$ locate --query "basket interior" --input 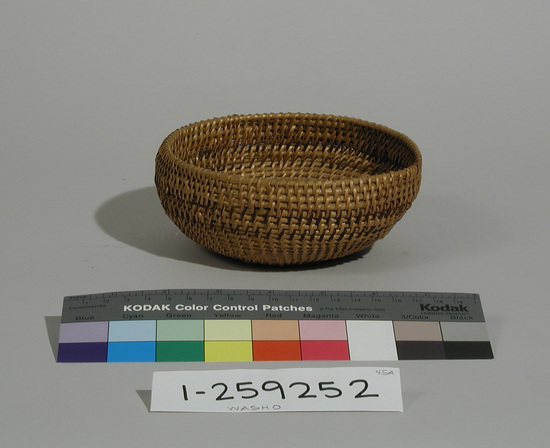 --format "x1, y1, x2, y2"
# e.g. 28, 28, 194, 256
168, 116, 418, 181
